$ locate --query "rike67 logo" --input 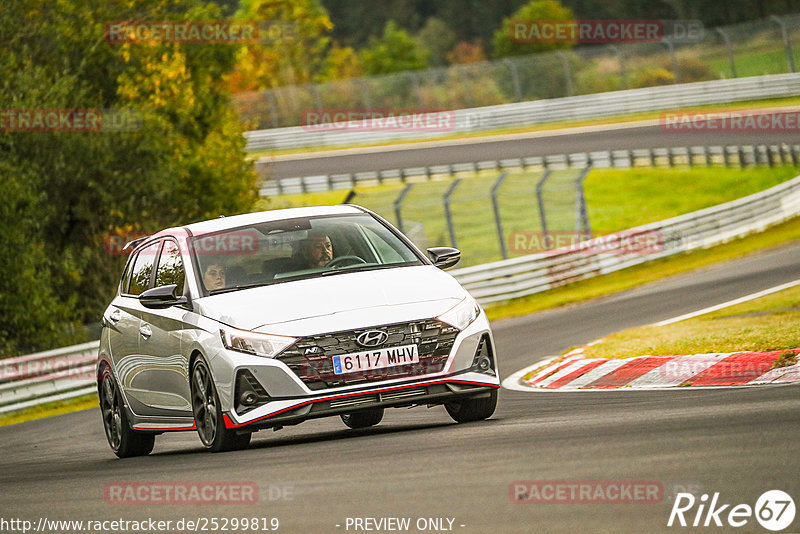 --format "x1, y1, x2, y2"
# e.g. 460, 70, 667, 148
668, 490, 795, 531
